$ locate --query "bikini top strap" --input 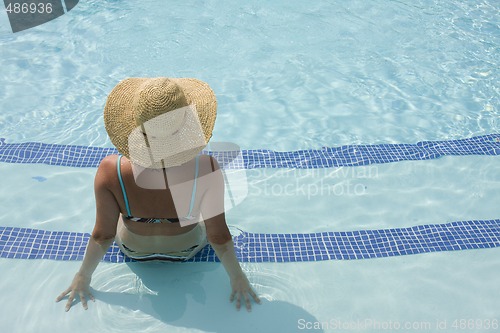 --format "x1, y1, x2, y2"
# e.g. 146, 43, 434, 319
116, 155, 132, 216
186, 155, 200, 218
